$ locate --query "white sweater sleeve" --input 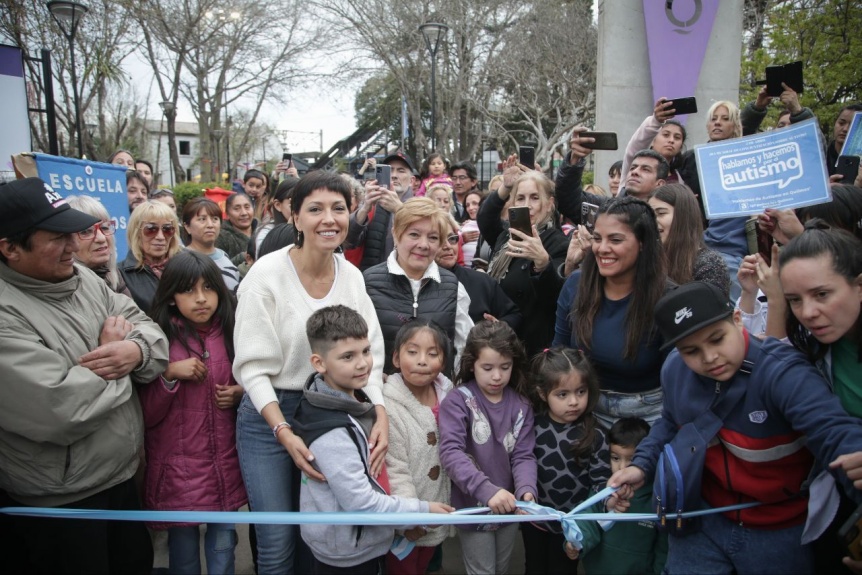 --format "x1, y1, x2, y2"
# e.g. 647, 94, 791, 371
233, 270, 291, 412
